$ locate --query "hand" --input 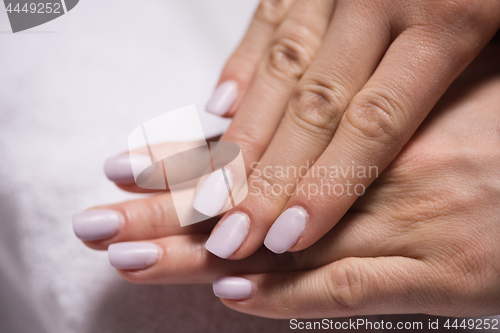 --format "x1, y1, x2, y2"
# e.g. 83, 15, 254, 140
74, 46, 500, 317
216, 62, 500, 318
193, 0, 500, 259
